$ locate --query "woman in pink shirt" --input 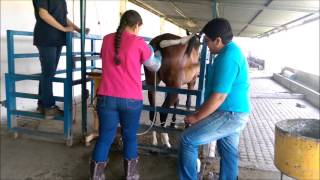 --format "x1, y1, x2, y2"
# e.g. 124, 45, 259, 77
90, 10, 161, 180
